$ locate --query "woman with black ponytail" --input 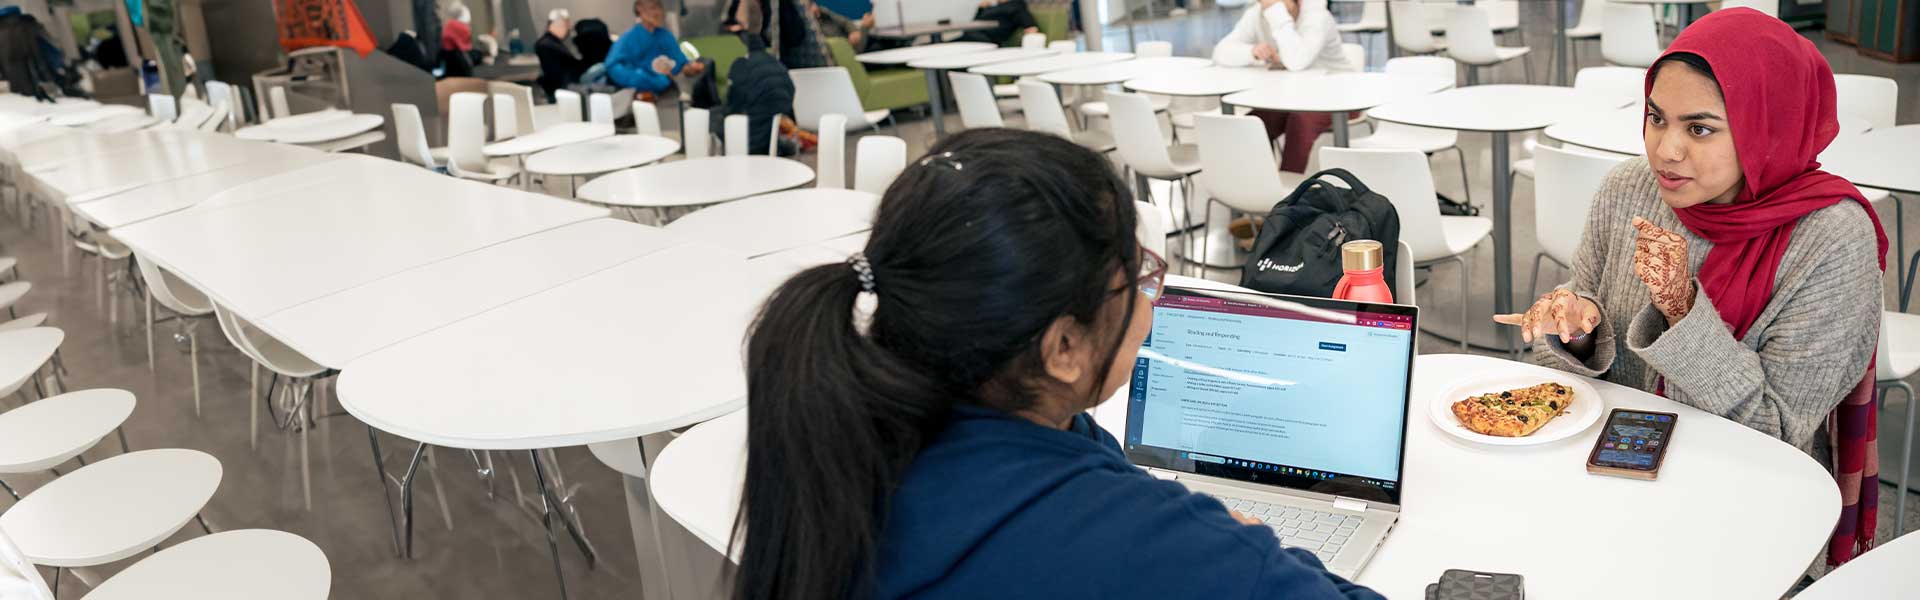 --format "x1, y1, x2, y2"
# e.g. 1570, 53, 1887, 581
735, 128, 1382, 599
